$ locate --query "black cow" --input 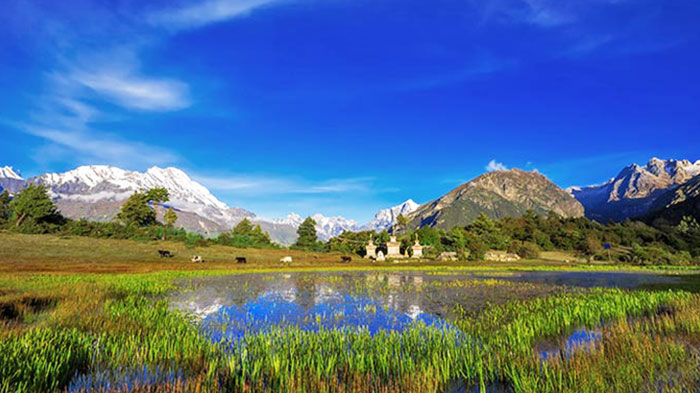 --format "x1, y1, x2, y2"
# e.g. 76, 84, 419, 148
158, 250, 174, 258
236, 257, 247, 264
341, 256, 352, 263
